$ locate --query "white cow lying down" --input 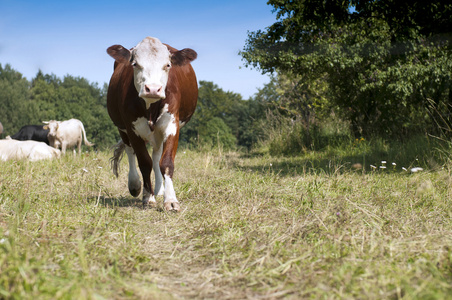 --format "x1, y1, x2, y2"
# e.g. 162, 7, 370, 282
0, 139, 61, 161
